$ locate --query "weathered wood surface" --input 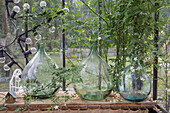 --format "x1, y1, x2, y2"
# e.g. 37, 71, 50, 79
0, 91, 157, 112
